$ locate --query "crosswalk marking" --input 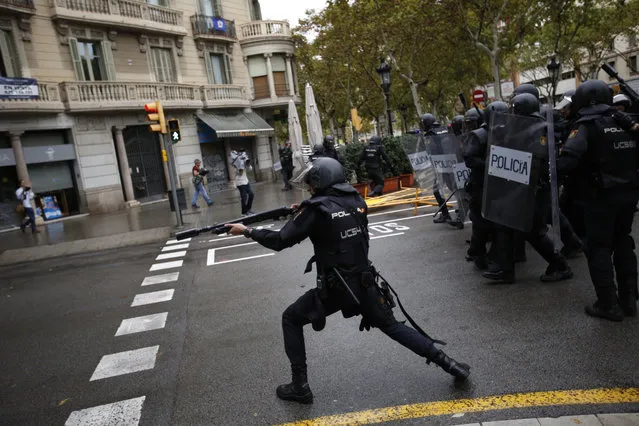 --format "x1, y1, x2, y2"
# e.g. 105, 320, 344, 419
141, 272, 179, 286
149, 260, 183, 271
161, 243, 189, 252
166, 238, 190, 244
65, 396, 145, 425
155, 251, 186, 261
115, 312, 168, 336
90, 346, 159, 381
131, 289, 174, 307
